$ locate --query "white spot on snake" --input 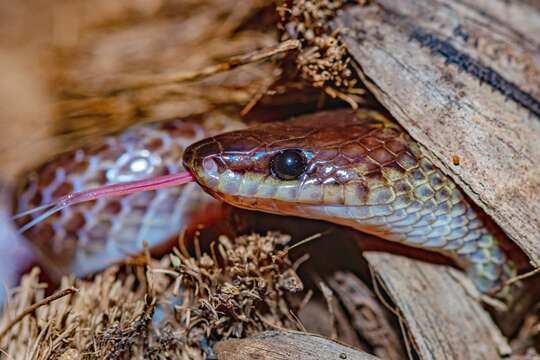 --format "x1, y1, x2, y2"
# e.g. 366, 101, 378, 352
107, 149, 162, 183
